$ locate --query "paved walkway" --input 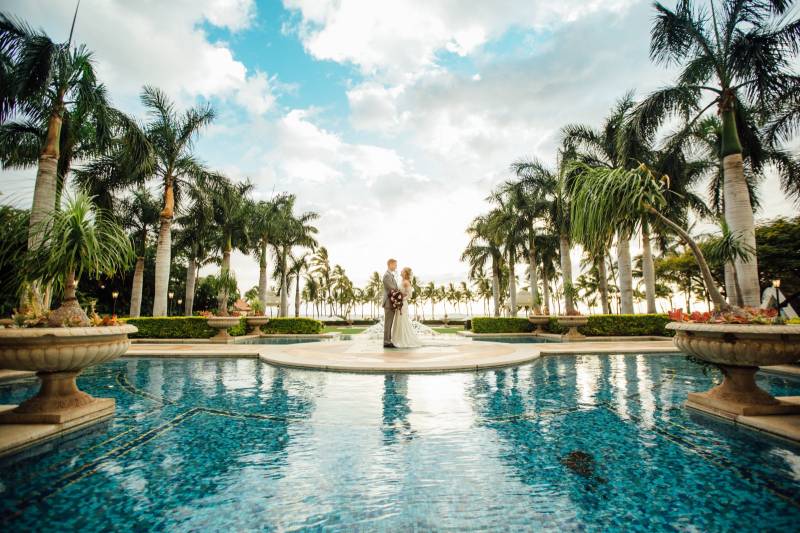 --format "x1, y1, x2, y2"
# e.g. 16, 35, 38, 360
127, 337, 679, 373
